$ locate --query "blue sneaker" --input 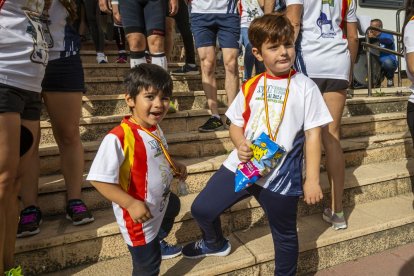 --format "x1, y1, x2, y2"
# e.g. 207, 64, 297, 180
182, 239, 231, 259
160, 240, 182, 260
